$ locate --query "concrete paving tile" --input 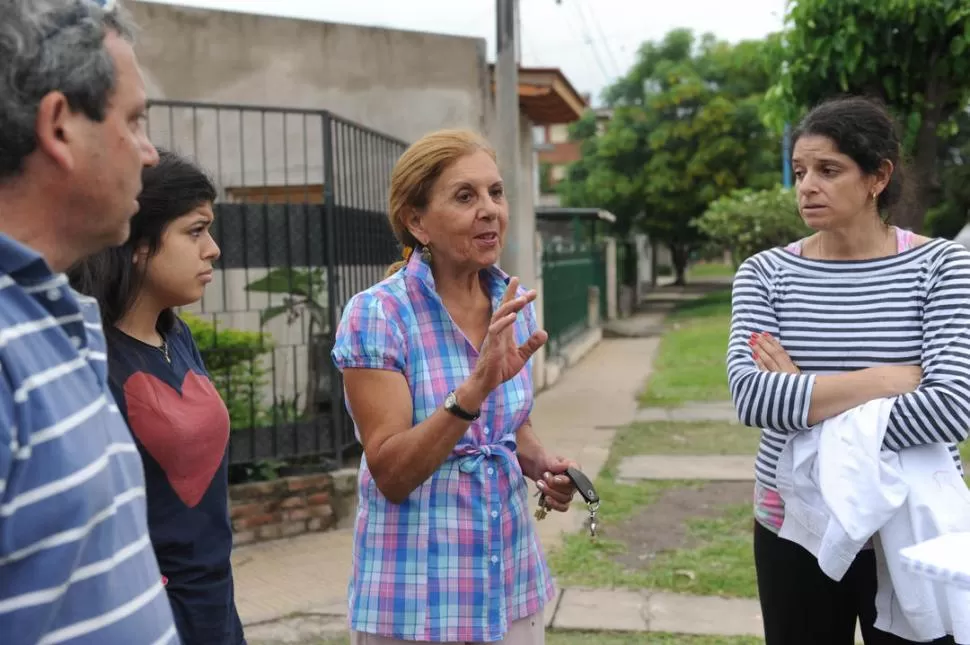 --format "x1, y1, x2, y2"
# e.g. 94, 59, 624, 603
635, 403, 739, 424
617, 454, 755, 482
543, 587, 562, 629
668, 405, 739, 423
552, 588, 649, 632
646, 592, 762, 636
